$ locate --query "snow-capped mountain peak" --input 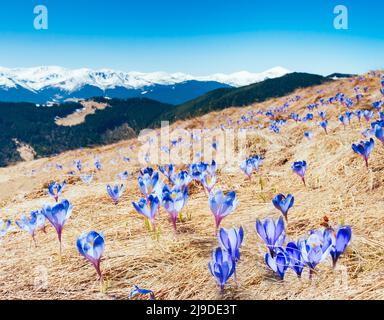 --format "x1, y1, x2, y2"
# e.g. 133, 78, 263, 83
0, 66, 290, 92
